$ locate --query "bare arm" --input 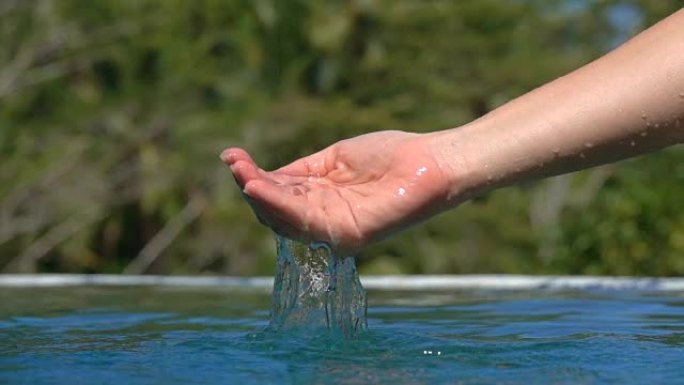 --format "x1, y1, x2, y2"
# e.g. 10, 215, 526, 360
431, 8, 684, 206
223, 9, 684, 254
